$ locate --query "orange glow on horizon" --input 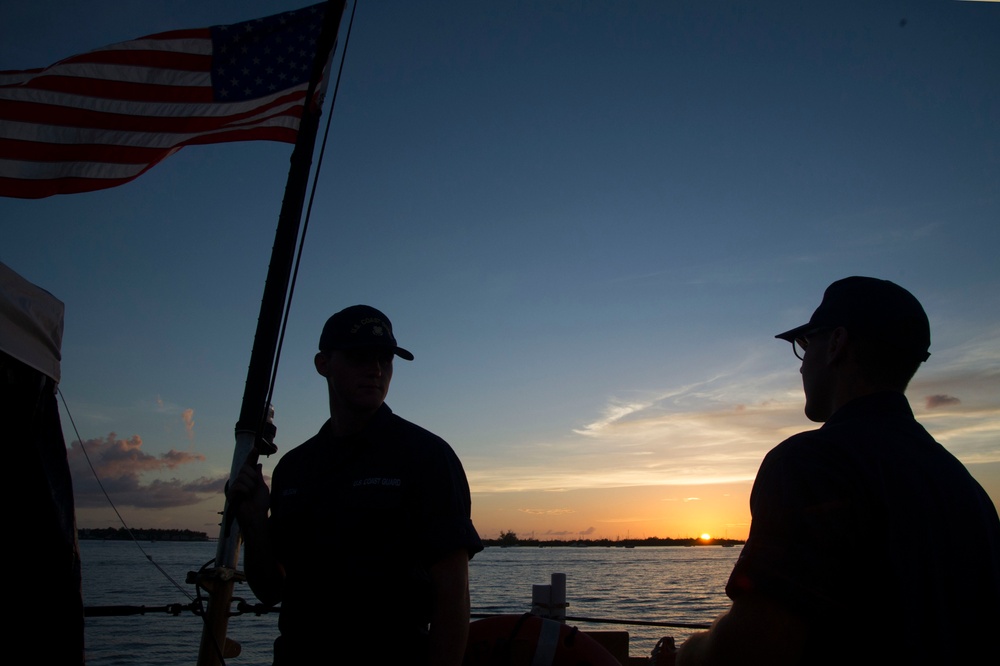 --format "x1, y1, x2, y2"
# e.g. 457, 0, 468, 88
469, 482, 753, 542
